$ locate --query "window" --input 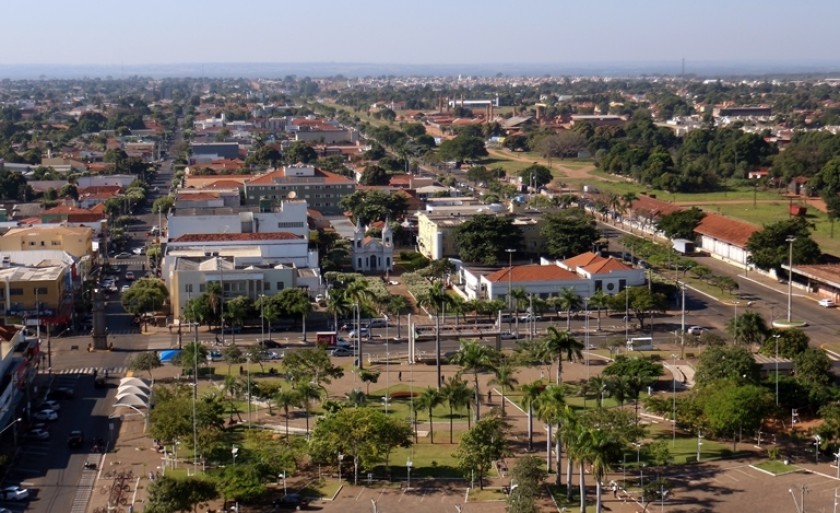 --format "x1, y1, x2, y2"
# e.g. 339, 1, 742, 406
185, 284, 193, 293
594, 280, 603, 291
619, 279, 627, 291
264, 282, 270, 291
276, 282, 284, 291
9, 288, 23, 296
51, 241, 60, 246
40, 241, 45, 246
199, 284, 206, 293
34, 287, 48, 295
